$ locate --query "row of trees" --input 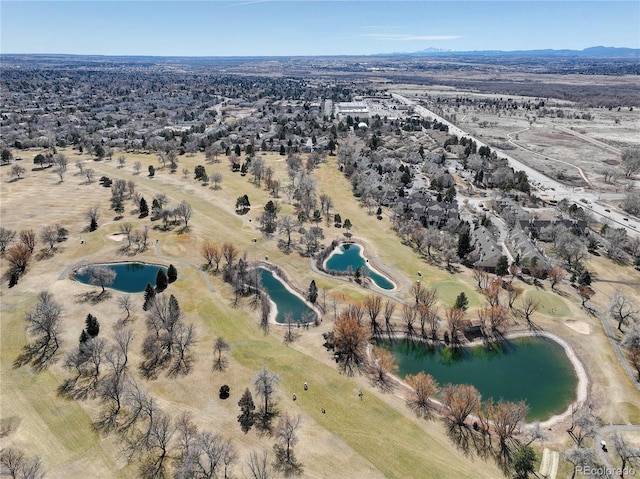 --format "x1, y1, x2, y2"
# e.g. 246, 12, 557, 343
327, 296, 537, 474
1, 225, 69, 286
